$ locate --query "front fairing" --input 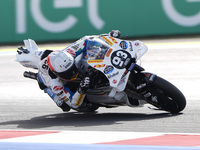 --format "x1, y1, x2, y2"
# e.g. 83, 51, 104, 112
83, 36, 148, 91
